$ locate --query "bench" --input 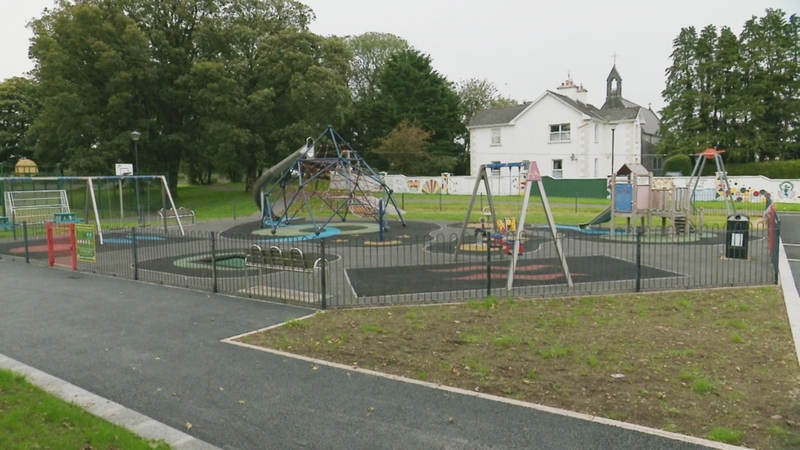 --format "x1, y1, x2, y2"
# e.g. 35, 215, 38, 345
52, 212, 82, 224
158, 207, 195, 224
245, 245, 324, 273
